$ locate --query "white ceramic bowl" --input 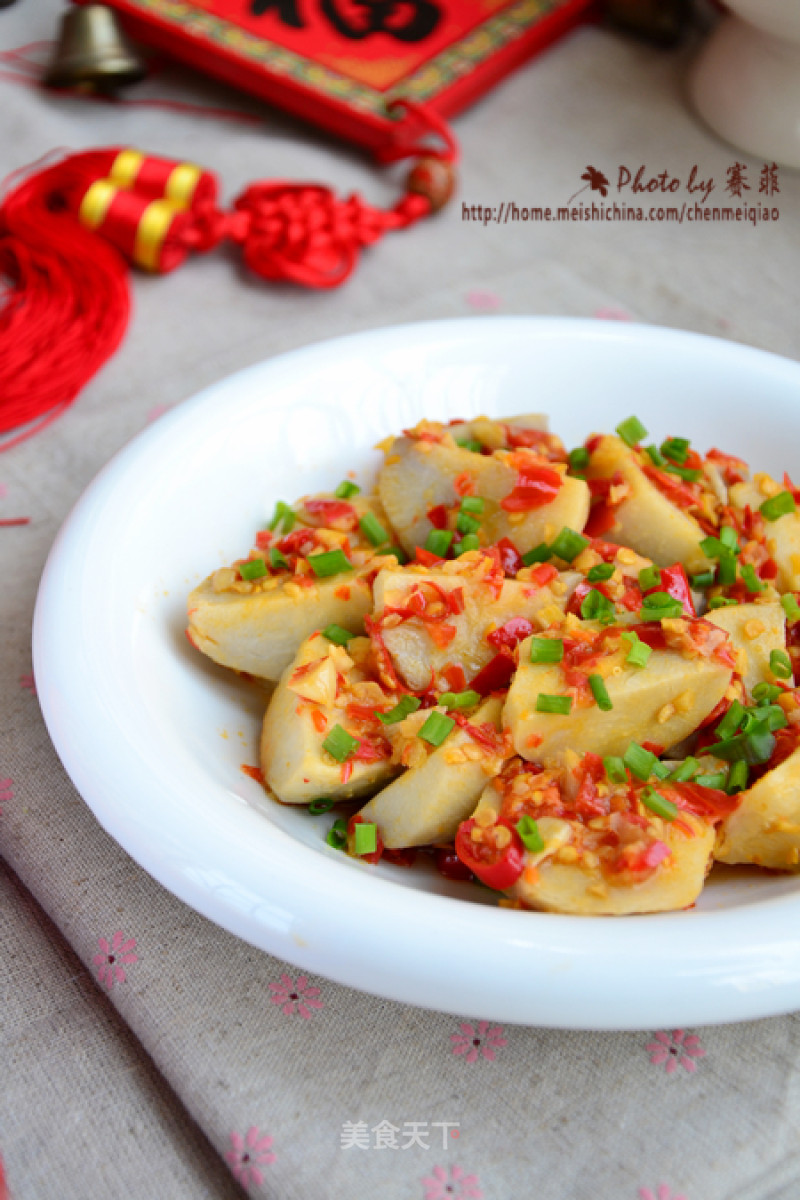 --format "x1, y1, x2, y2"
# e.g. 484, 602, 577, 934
33, 317, 800, 1029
